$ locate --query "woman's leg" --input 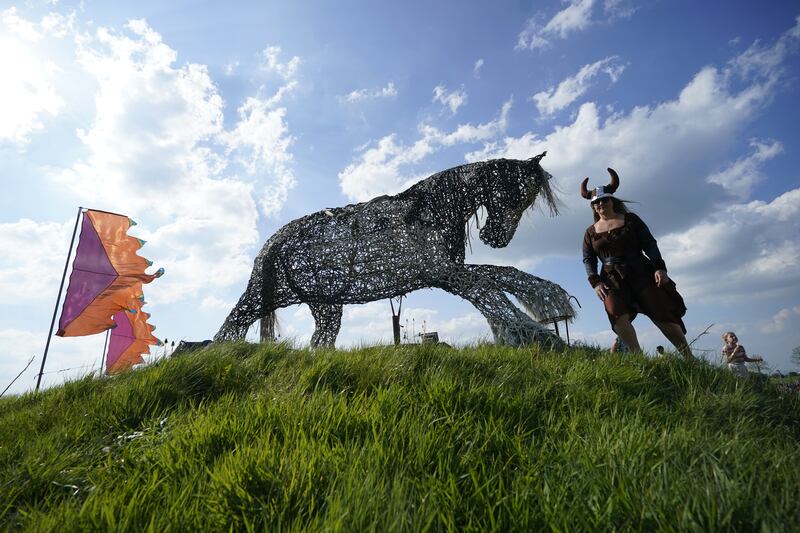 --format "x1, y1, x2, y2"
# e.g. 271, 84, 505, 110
653, 320, 693, 359
614, 314, 641, 352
